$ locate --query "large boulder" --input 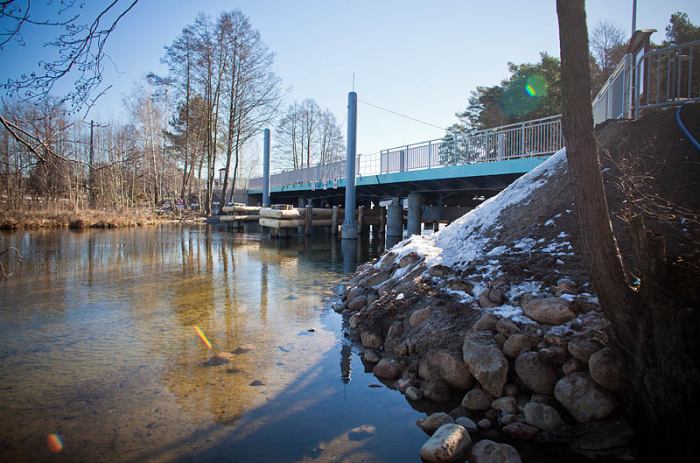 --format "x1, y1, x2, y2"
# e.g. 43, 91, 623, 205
567, 338, 602, 362
421, 350, 474, 391
416, 412, 454, 434
373, 358, 403, 380
514, 351, 557, 394
361, 331, 383, 349
588, 347, 626, 392
347, 294, 367, 311
503, 333, 537, 358
523, 297, 576, 325
419, 423, 471, 462
462, 331, 509, 397
502, 422, 539, 440
467, 439, 522, 463
423, 377, 451, 402
383, 321, 404, 354
472, 313, 499, 332
491, 396, 517, 414
461, 388, 493, 411
523, 402, 565, 431
554, 372, 616, 423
